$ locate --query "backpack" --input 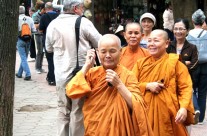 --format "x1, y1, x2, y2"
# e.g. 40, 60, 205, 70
19, 17, 31, 41
187, 30, 207, 64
